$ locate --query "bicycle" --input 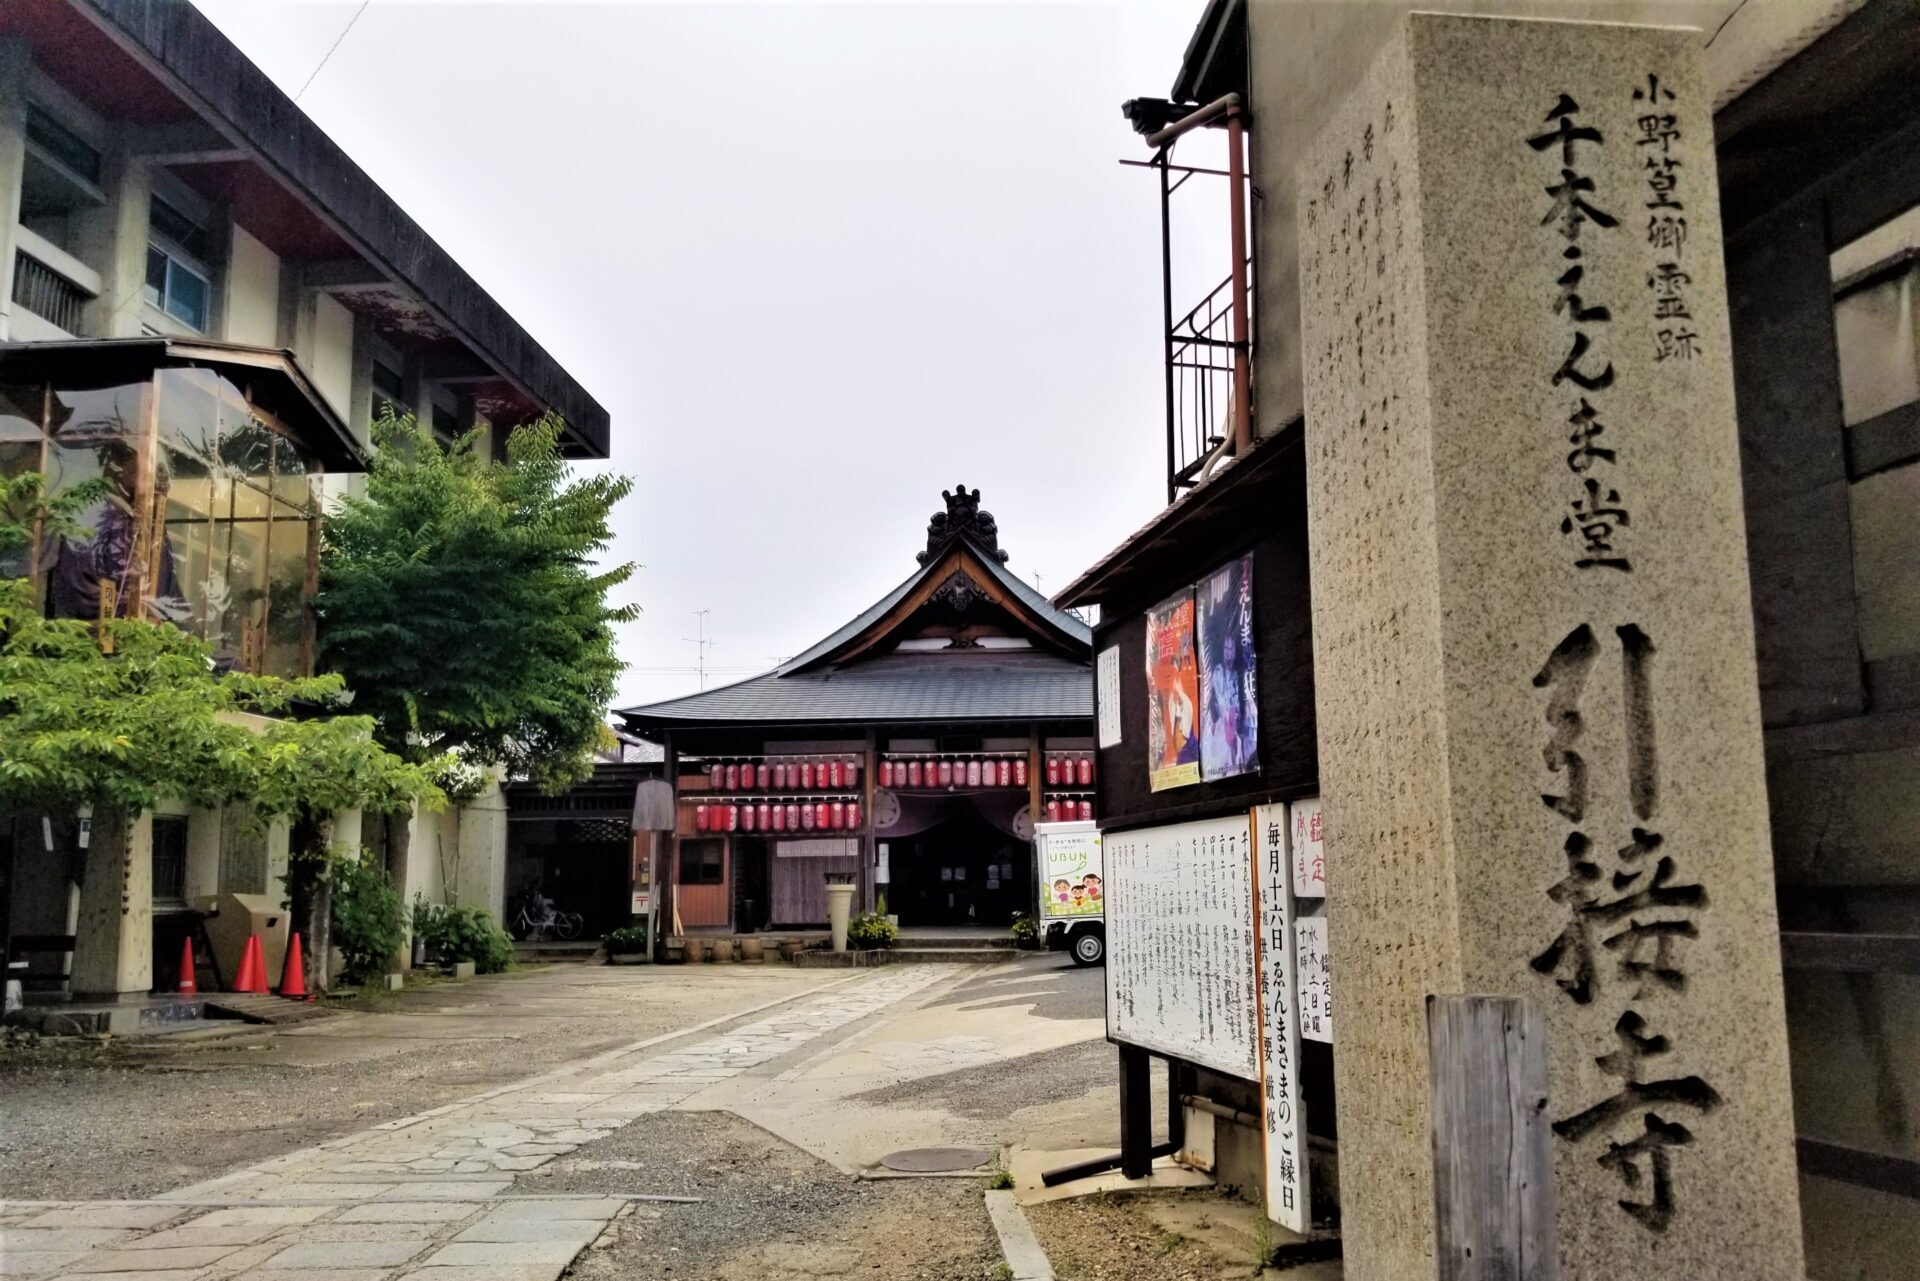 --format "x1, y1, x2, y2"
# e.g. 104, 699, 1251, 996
510, 901, 585, 942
